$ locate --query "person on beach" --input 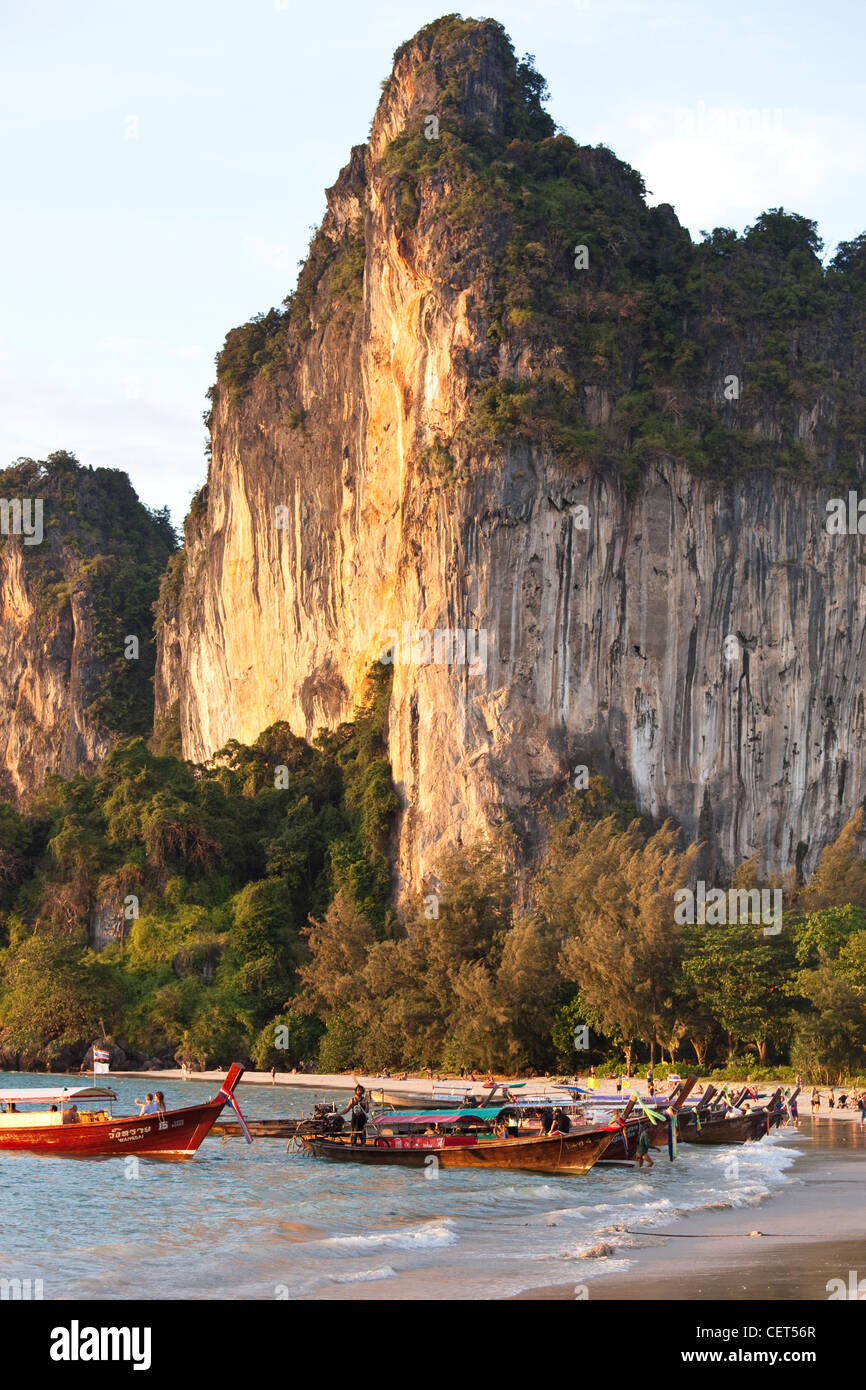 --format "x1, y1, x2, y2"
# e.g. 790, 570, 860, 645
338, 1085, 370, 1146
857, 1096, 866, 1125
789, 1094, 799, 1127
616, 1075, 622, 1095
811, 1088, 820, 1113
636, 1129, 653, 1168
828, 1089, 835, 1112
